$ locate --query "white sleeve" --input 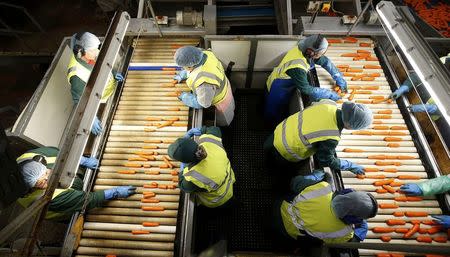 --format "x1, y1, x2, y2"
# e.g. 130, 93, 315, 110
195, 83, 217, 108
